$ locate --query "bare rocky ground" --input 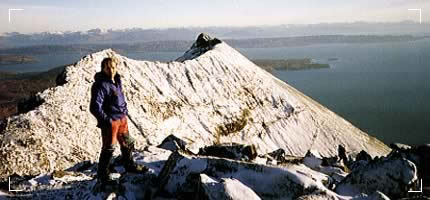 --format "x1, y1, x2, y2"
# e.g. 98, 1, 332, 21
0, 66, 66, 120
0, 34, 428, 199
